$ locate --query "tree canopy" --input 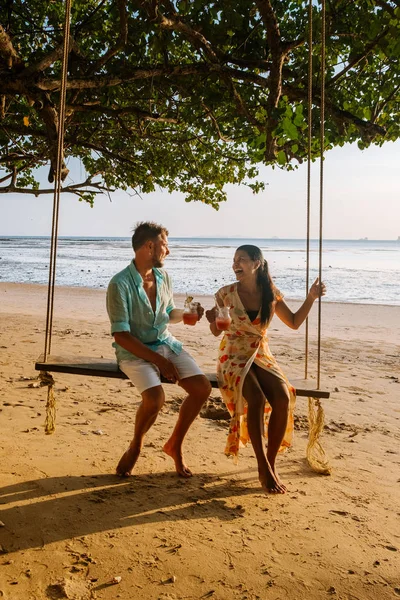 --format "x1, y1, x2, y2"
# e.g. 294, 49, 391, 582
1, 0, 399, 207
